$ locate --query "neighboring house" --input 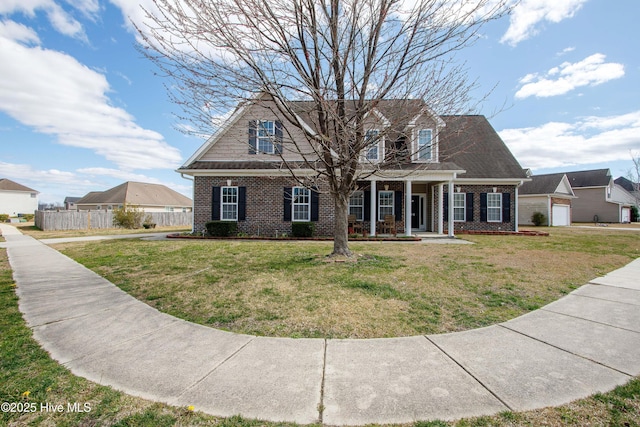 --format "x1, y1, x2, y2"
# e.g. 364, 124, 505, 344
0, 178, 39, 216
566, 169, 634, 223
75, 181, 192, 212
615, 177, 640, 205
518, 172, 575, 226
64, 196, 81, 210
177, 94, 528, 236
